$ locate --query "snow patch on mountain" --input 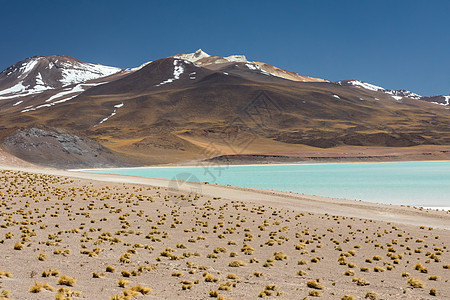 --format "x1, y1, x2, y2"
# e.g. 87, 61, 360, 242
130, 61, 152, 72
245, 63, 271, 76
36, 73, 44, 85
155, 60, 184, 87
45, 85, 85, 102
0, 81, 28, 96
225, 55, 247, 63
174, 49, 210, 63
336, 80, 384, 92
385, 89, 422, 100
59, 62, 120, 86
245, 63, 257, 70
175, 49, 248, 65
20, 82, 108, 113
17, 59, 40, 78
0, 81, 53, 100
97, 102, 124, 125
